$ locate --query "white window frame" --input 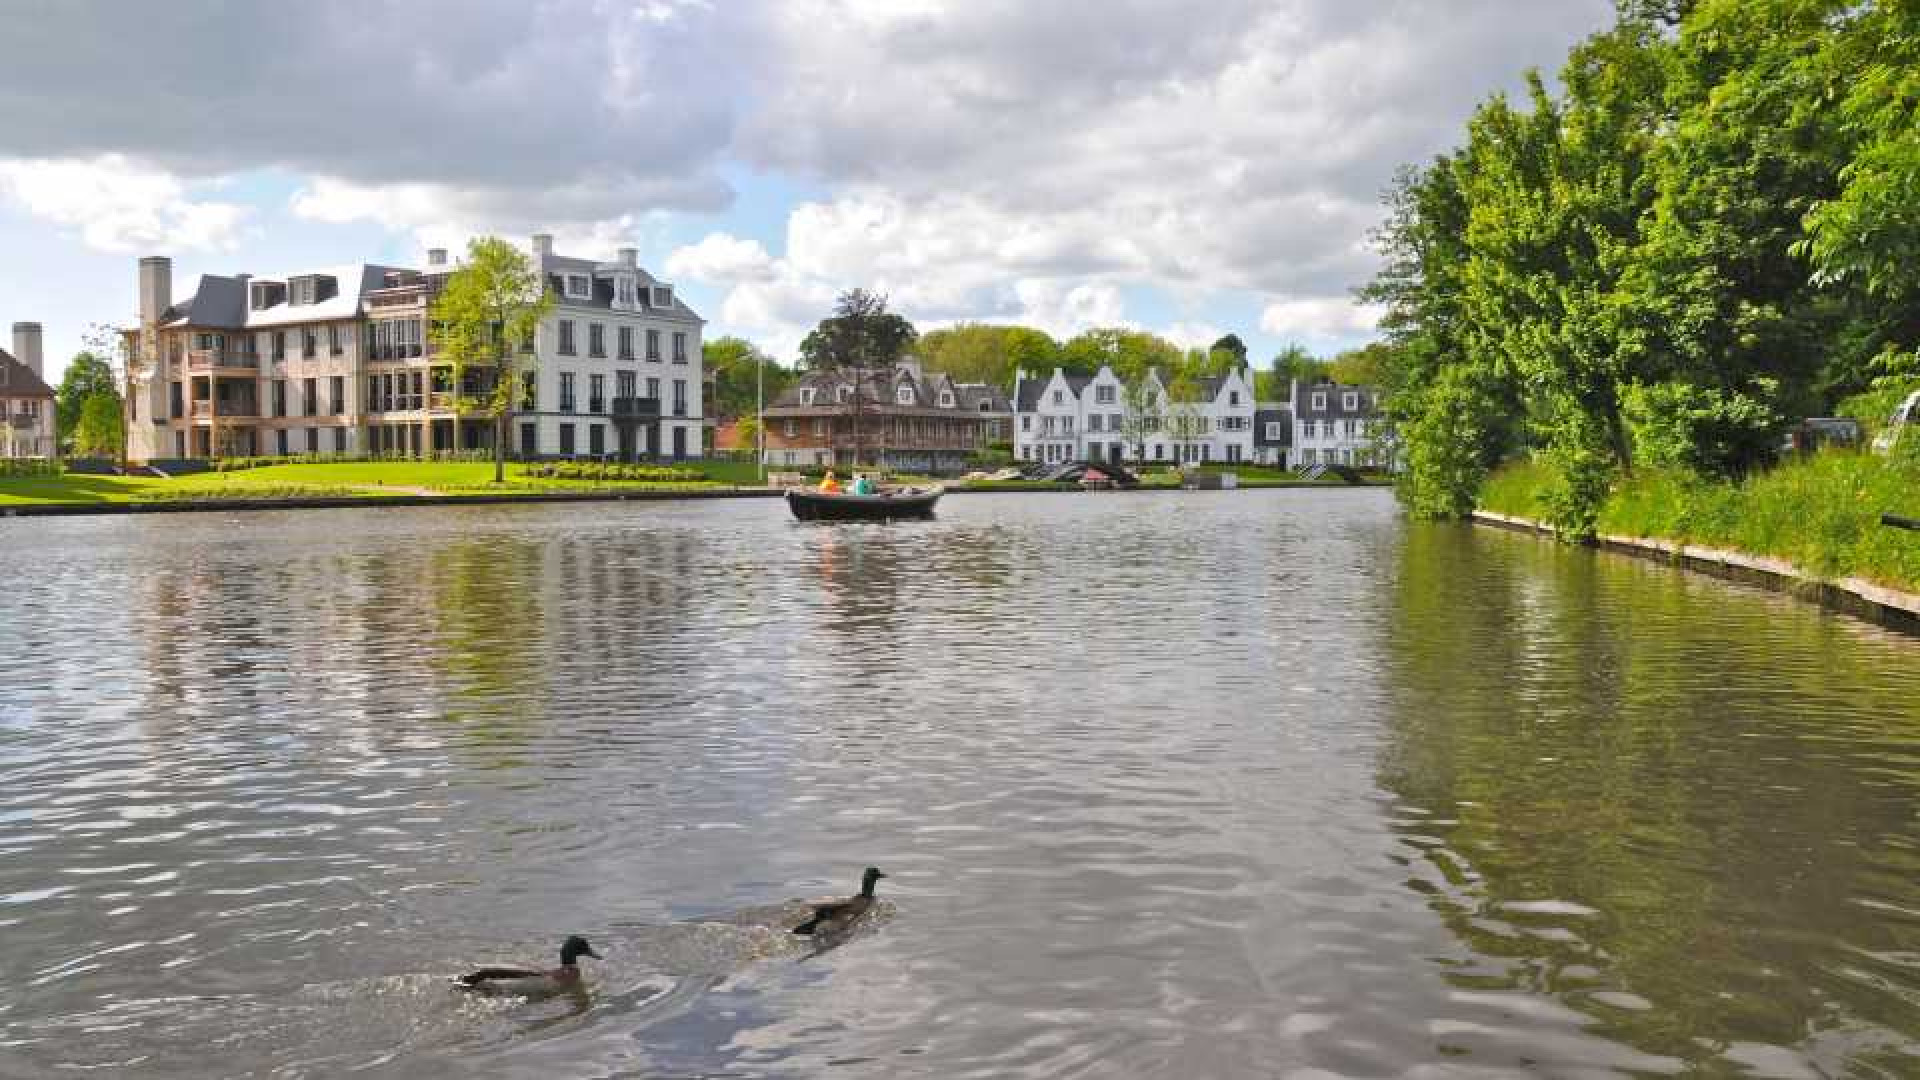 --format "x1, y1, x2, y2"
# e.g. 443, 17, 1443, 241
1312, 392, 1327, 410
1052, 390, 1064, 405
1095, 385, 1116, 404
800, 387, 817, 406
651, 286, 674, 308
1021, 414, 1032, 431
837, 386, 852, 403
896, 385, 914, 405
1343, 392, 1359, 410
1266, 421, 1282, 440
940, 391, 955, 408
565, 274, 591, 299
614, 276, 636, 309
